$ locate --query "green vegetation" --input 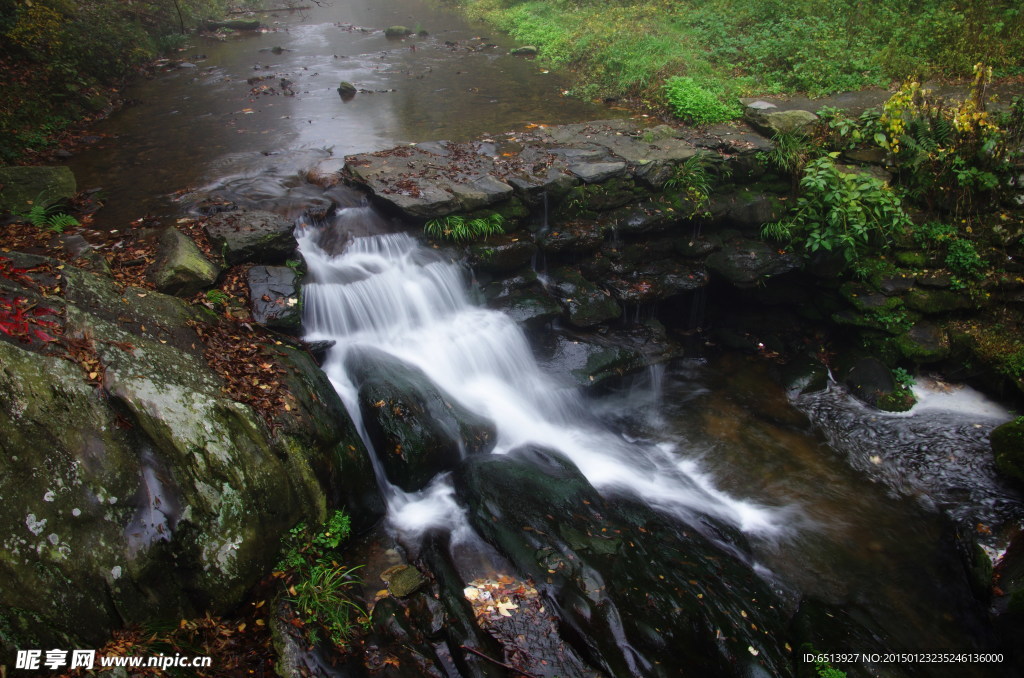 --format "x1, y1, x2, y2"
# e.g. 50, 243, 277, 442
458, 0, 1024, 118
763, 153, 910, 263
425, 212, 505, 241
277, 510, 368, 650
16, 203, 79, 232
663, 154, 720, 218
0, 0, 251, 161
663, 76, 741, 125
